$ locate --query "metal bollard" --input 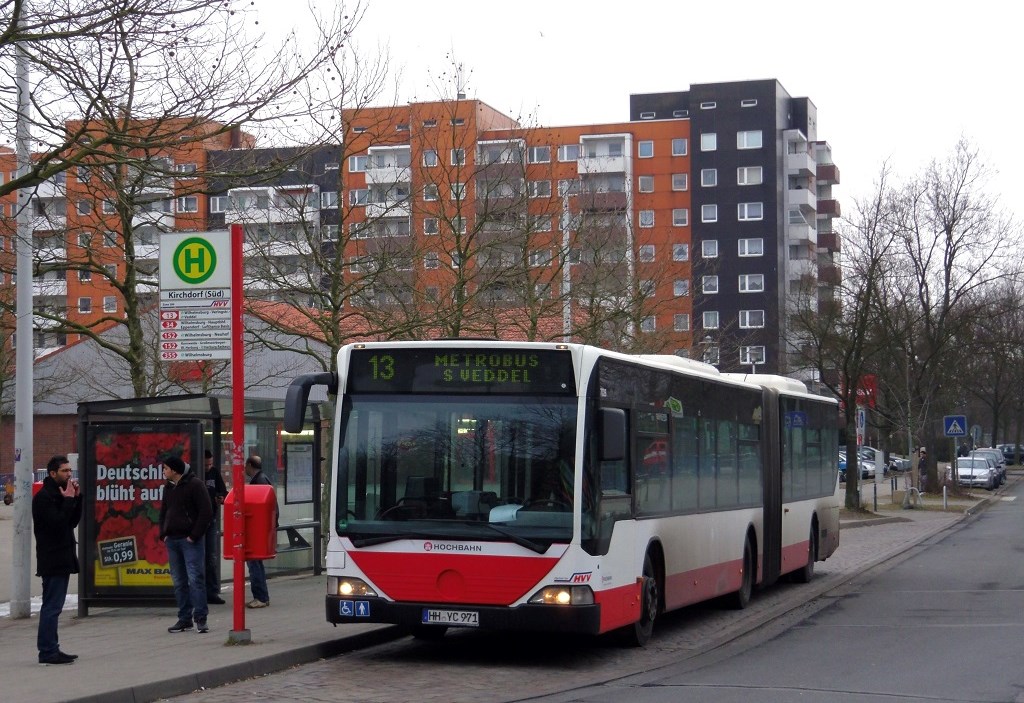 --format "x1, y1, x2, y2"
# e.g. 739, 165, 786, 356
873, 482, 878, 512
